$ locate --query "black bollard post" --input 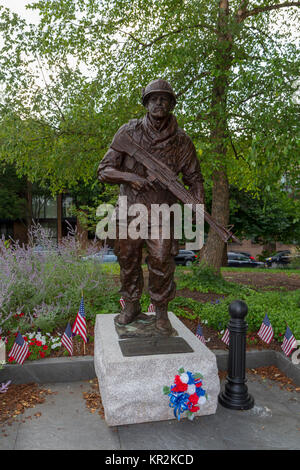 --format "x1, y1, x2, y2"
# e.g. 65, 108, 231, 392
218, 300, 254, 410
